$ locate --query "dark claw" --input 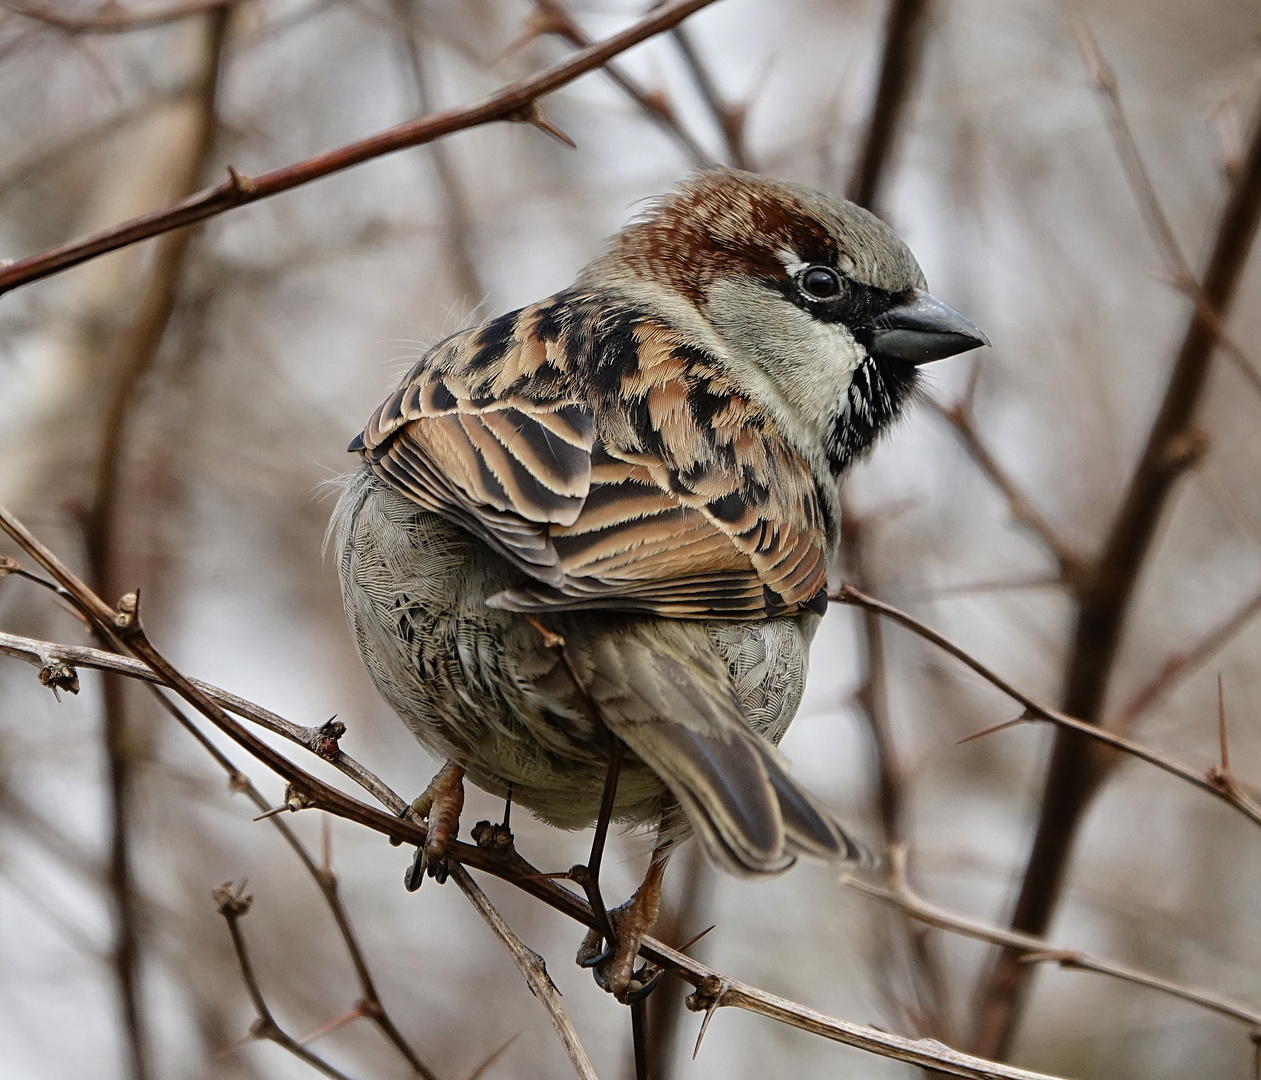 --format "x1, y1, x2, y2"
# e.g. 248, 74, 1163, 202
579, 939, 614, 969
622, 965, 664, 1004
404, 848, 426, 892
429, 854, 450, 884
